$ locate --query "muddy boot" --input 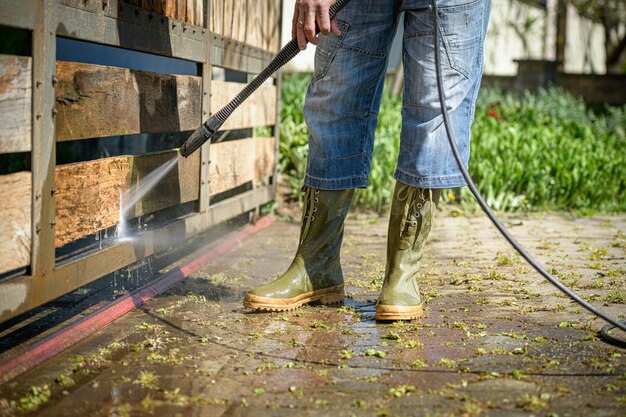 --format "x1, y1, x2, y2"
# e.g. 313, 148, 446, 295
244, 186, 354, 311
375, 182, 441, 321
